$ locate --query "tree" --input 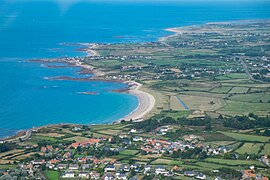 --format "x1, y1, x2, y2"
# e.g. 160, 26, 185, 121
218, 114, 224, 119
204, 123, 212, 131
218, 168, 242, 180
262, 129, 270, 136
